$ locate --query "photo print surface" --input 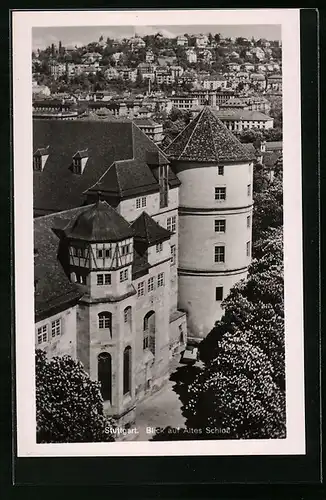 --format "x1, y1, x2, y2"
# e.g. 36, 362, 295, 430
13, 8, 305, 457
